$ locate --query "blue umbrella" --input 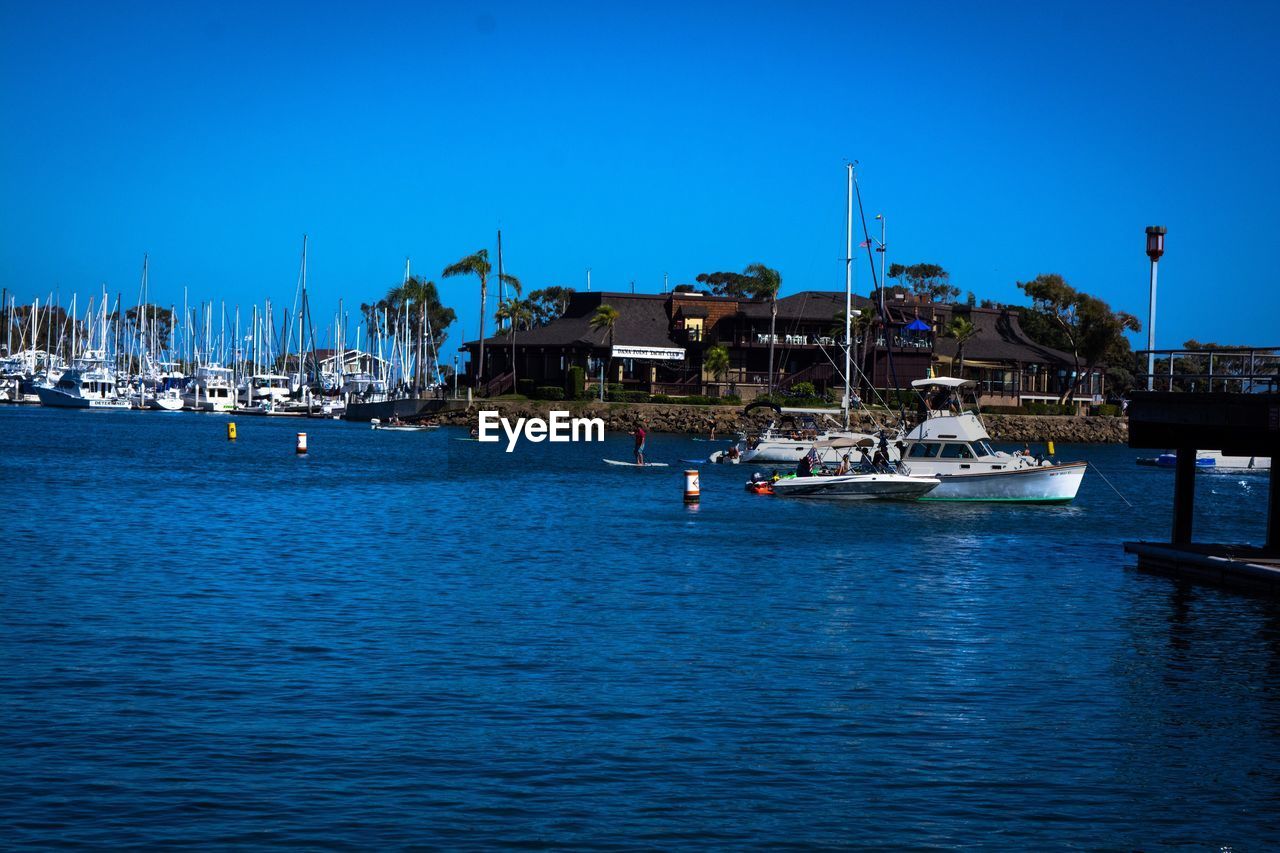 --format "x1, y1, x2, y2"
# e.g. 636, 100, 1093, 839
905, 318, 931, 331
